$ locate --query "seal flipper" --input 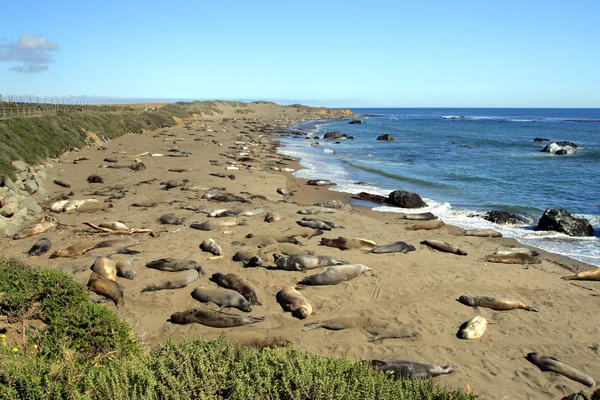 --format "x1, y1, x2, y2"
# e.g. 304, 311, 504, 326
303, 322, 323, 331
